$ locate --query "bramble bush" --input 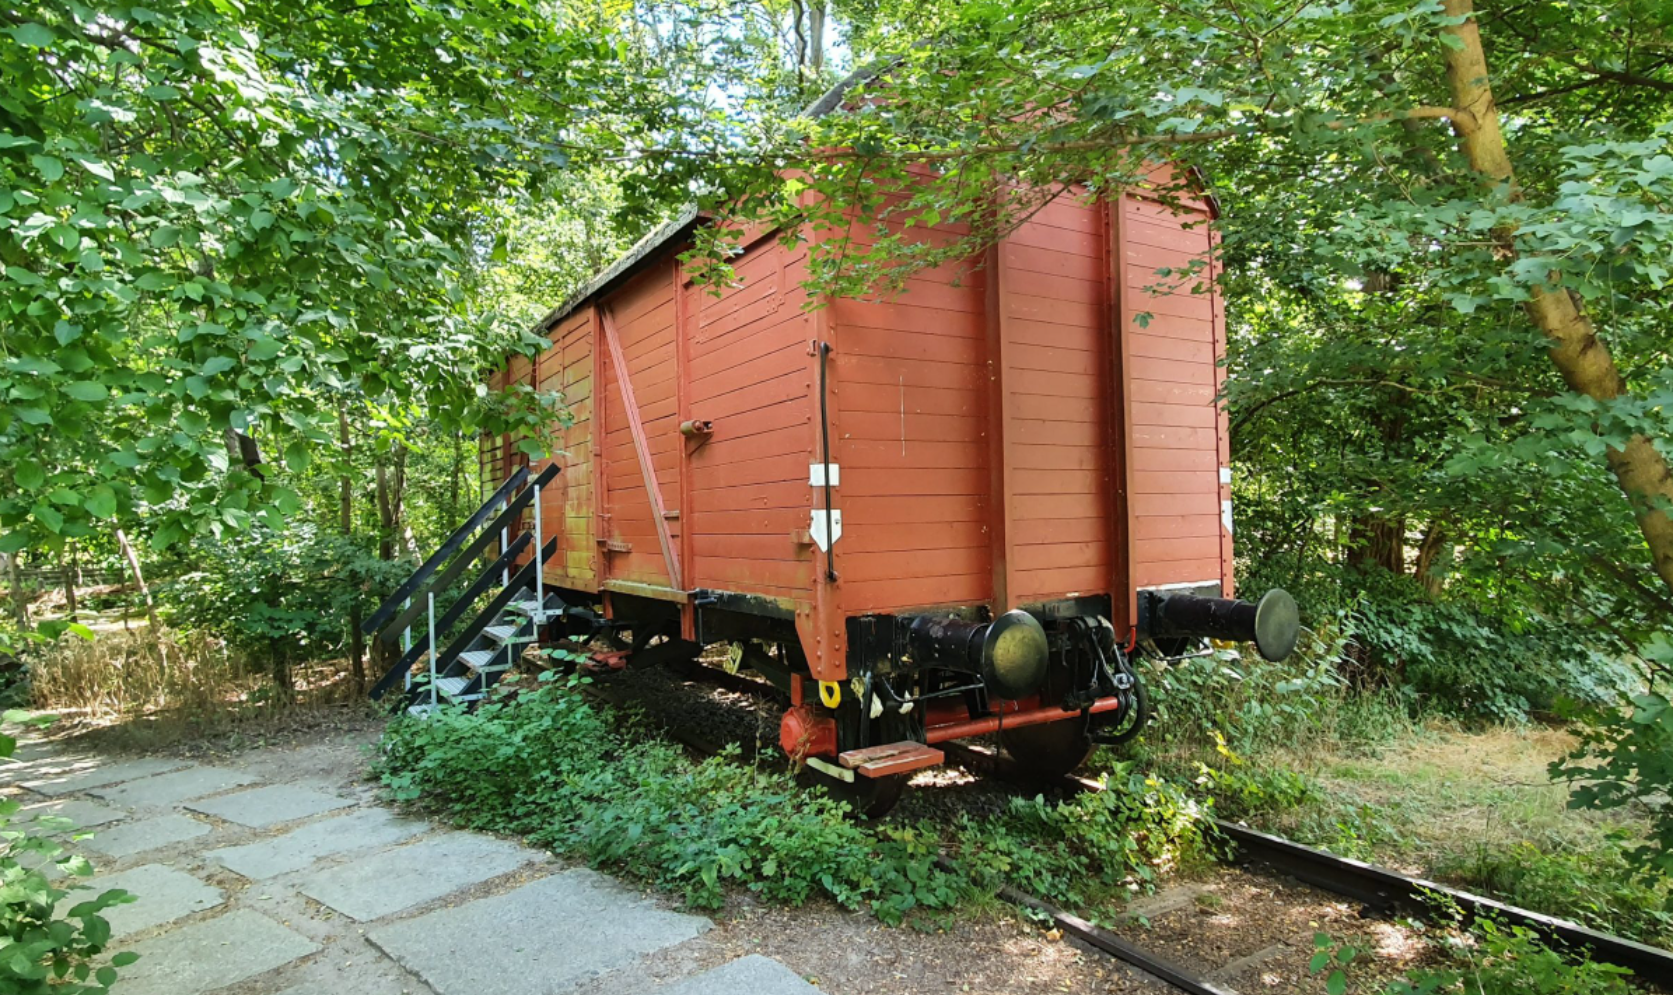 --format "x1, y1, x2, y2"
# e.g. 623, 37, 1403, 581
0, 712, 138, 993
375, 674, 1210, 922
